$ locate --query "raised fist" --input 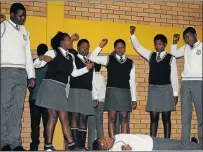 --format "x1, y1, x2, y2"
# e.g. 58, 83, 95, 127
99, 38, 108, 48
173, 34, 180, 44
130, 26, 136, 35
71, 33, 80, 41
